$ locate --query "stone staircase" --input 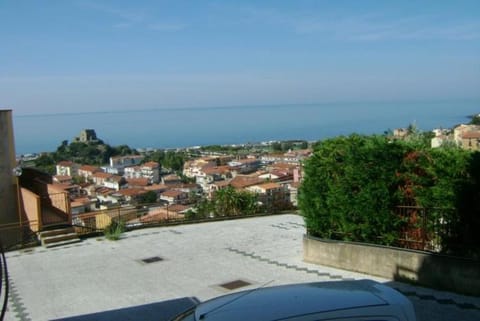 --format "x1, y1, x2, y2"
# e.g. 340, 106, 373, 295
38, 226, 81, 248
